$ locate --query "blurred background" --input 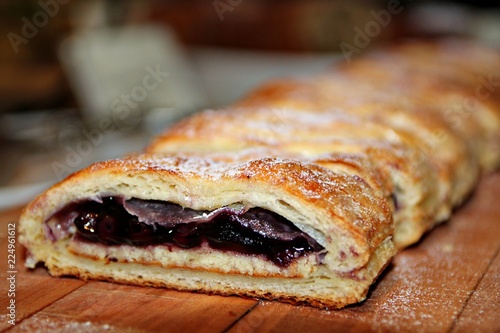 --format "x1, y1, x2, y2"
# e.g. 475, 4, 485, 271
0, 0, 499, 209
